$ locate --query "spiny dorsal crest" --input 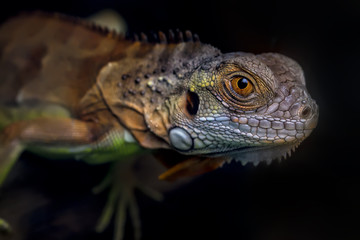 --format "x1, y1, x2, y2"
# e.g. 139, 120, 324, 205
19, 11, 201, 45
125, 29, 200, 44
